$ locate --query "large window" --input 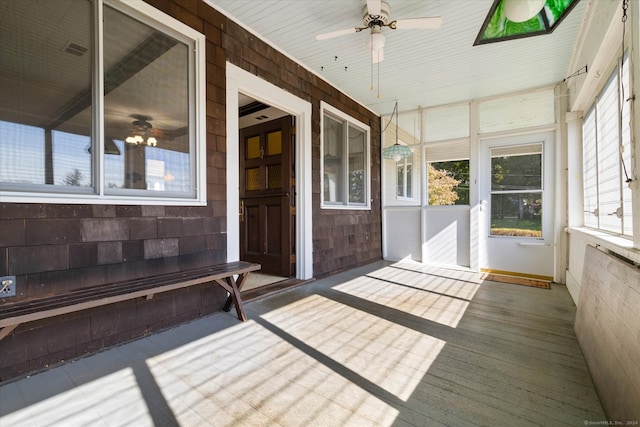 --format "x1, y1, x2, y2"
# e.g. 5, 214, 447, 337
321, 103, 370, 209
582, 54, 633, 236
0, 0, 205, 204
